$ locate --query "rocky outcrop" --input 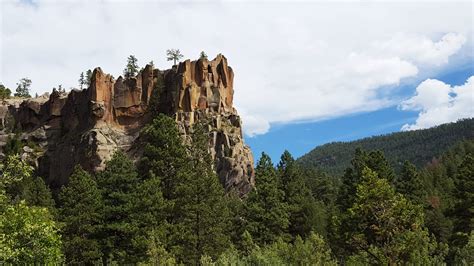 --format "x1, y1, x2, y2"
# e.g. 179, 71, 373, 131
0, 54, 255, 195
